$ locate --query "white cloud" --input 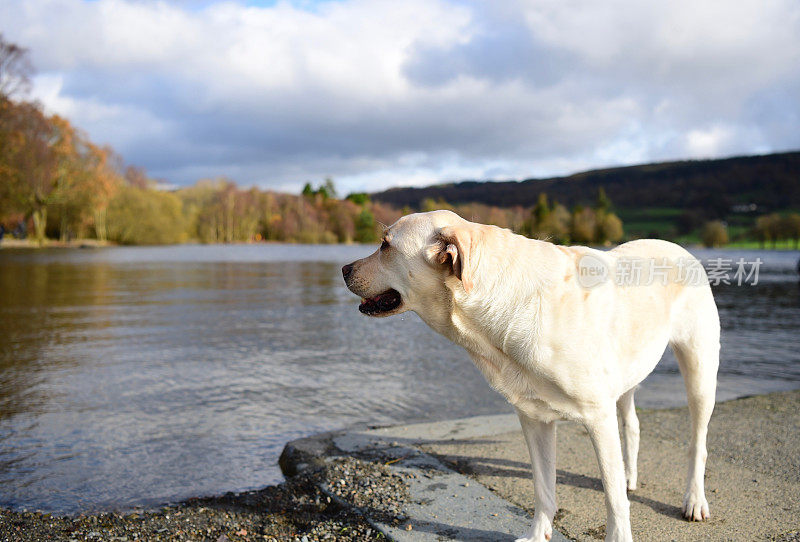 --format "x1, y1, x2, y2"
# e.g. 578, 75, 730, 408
1, 0, 798, 194
685, 125, 735, 158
